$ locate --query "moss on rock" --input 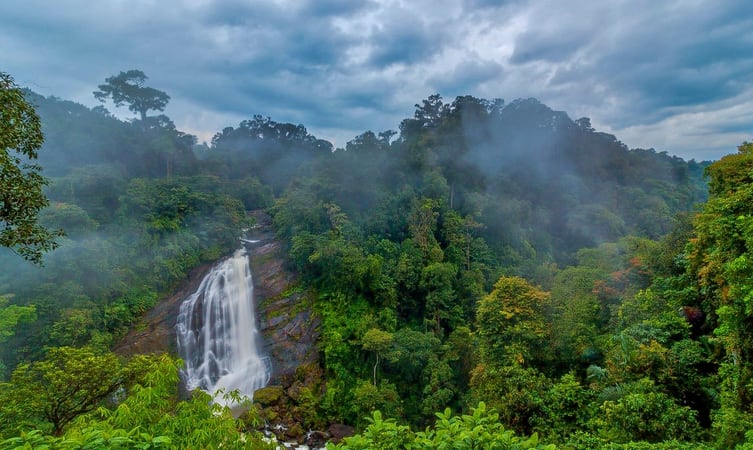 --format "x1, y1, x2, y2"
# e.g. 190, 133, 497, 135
254, 385, 284, 406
